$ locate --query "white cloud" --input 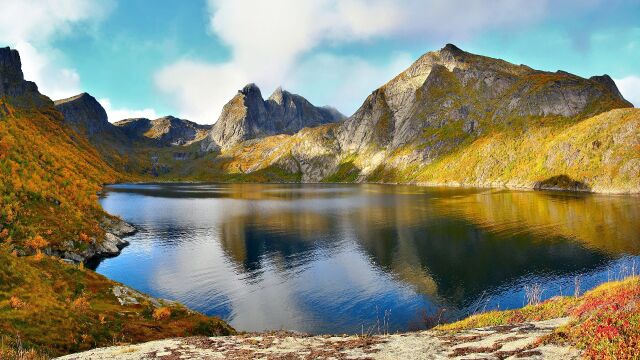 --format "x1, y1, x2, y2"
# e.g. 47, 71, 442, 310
0, 0, 114, 99
155, 0, 562, 123
154, 60, 248, 123
287, 52, 414, 116
615, 76, 640, 107
98, 98, 159, 122
15, 41, 82, 100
